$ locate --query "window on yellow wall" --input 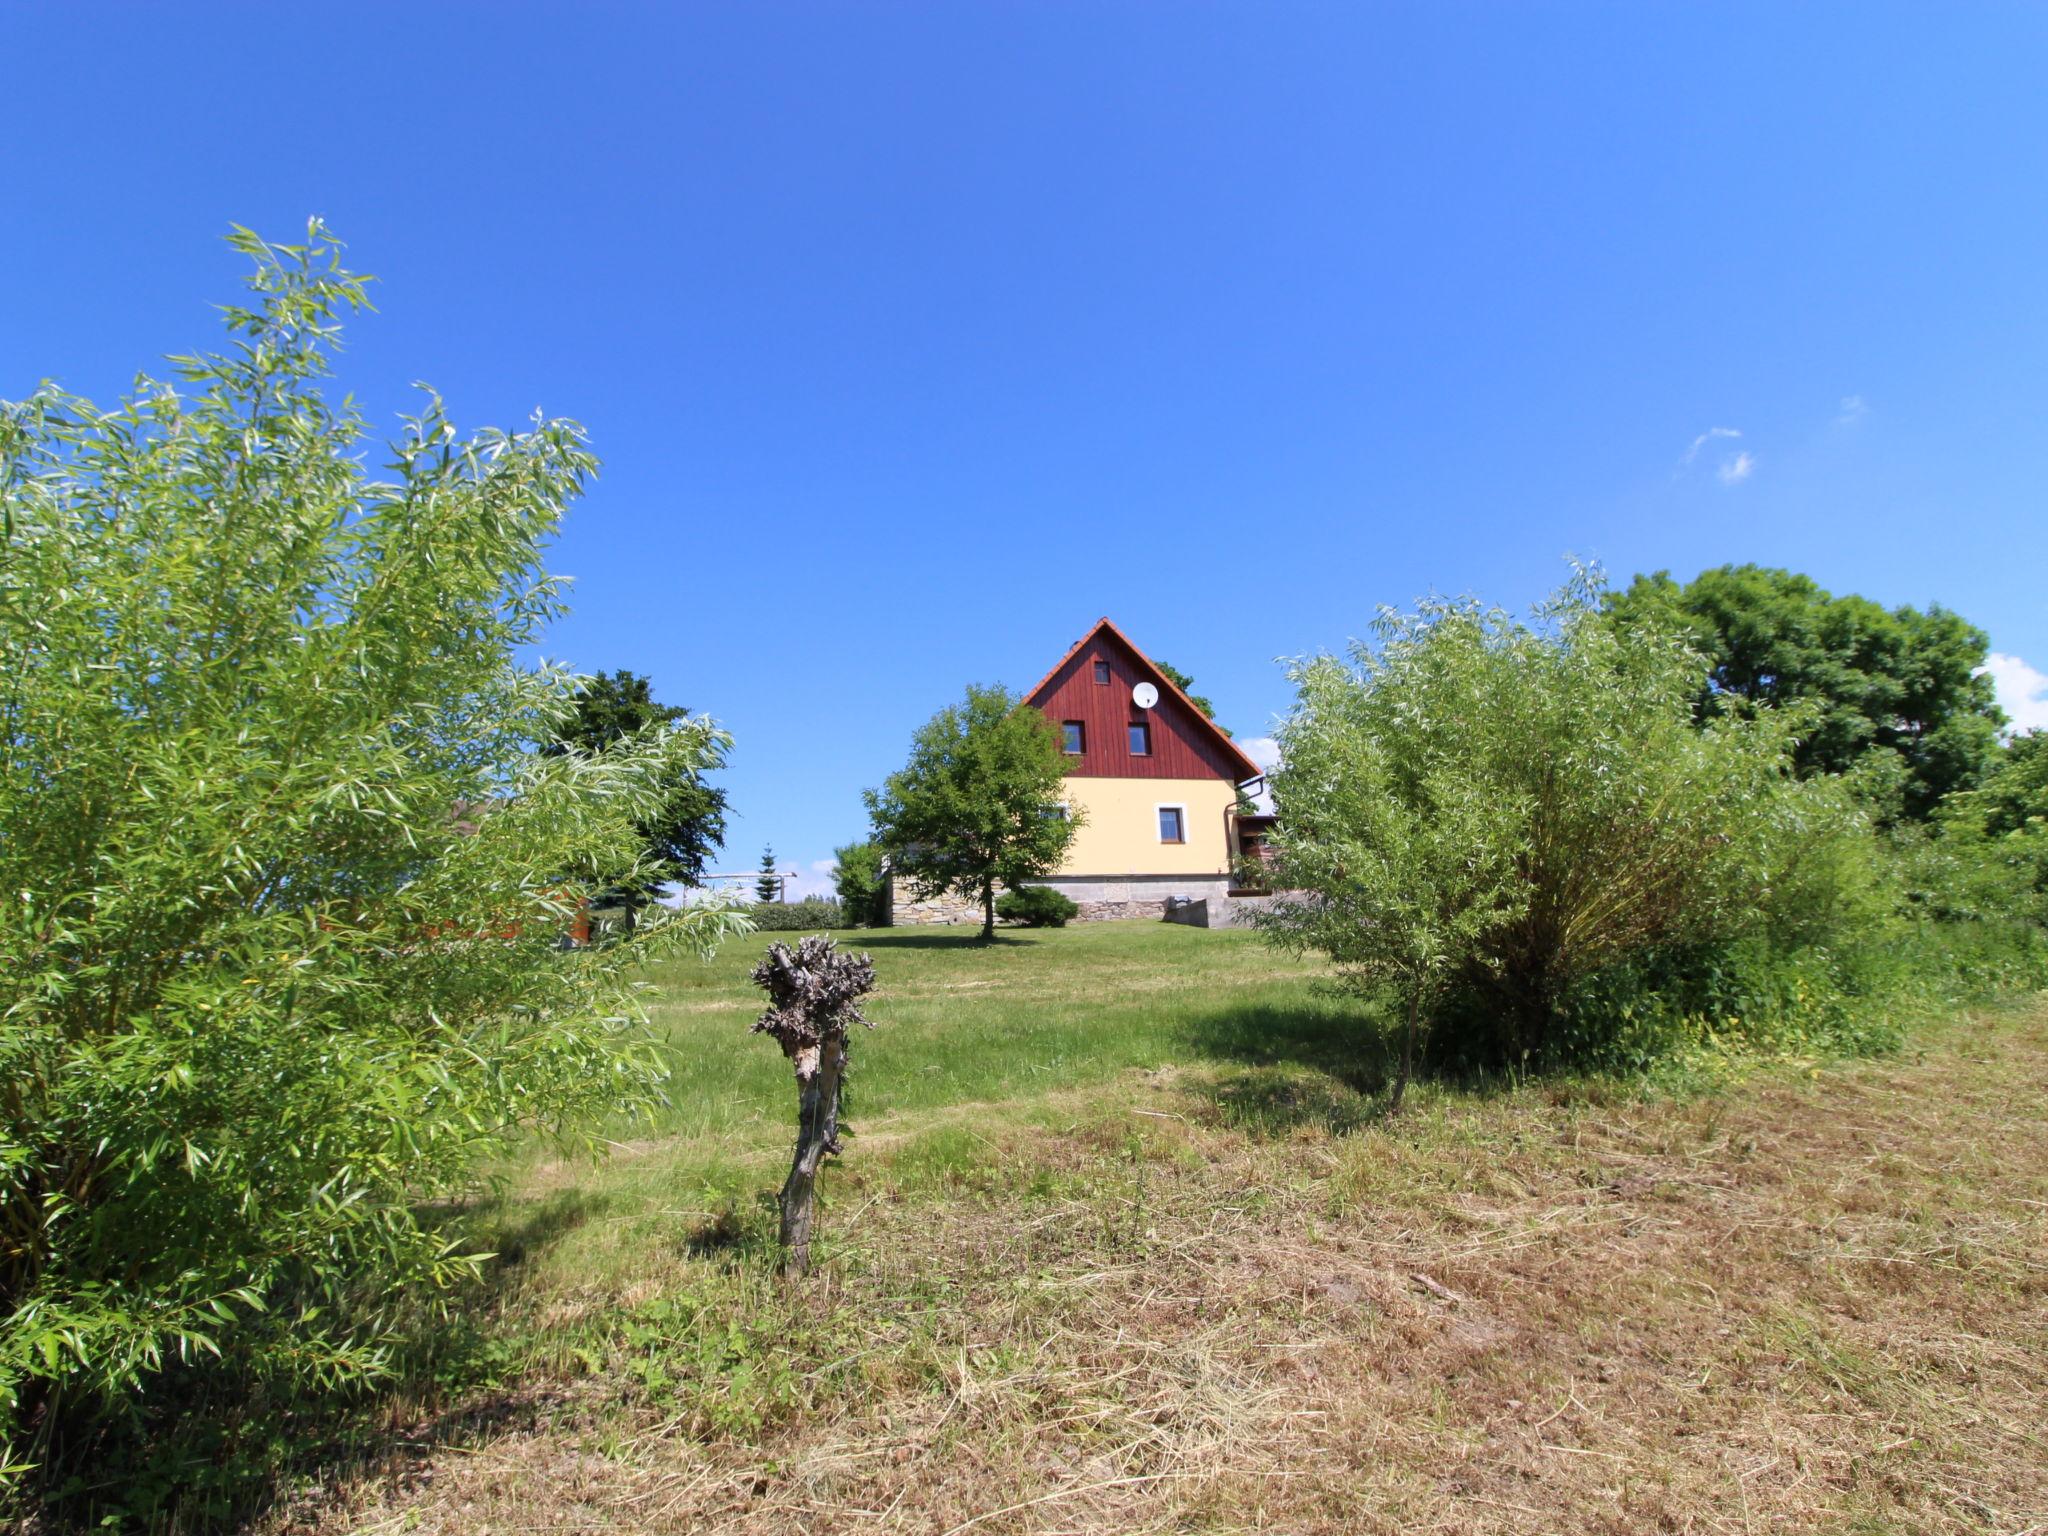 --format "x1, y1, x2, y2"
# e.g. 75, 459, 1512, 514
1158, 806, 1185, 843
